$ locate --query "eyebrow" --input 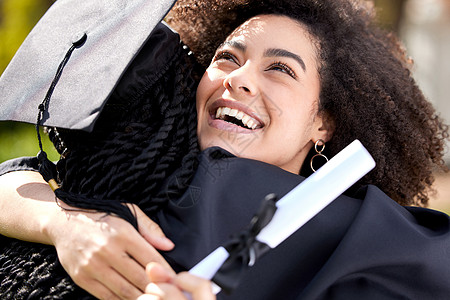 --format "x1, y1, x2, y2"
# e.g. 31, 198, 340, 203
218, 40, 246, 52
218, 41, 307, 72
264, 48, 306, 72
